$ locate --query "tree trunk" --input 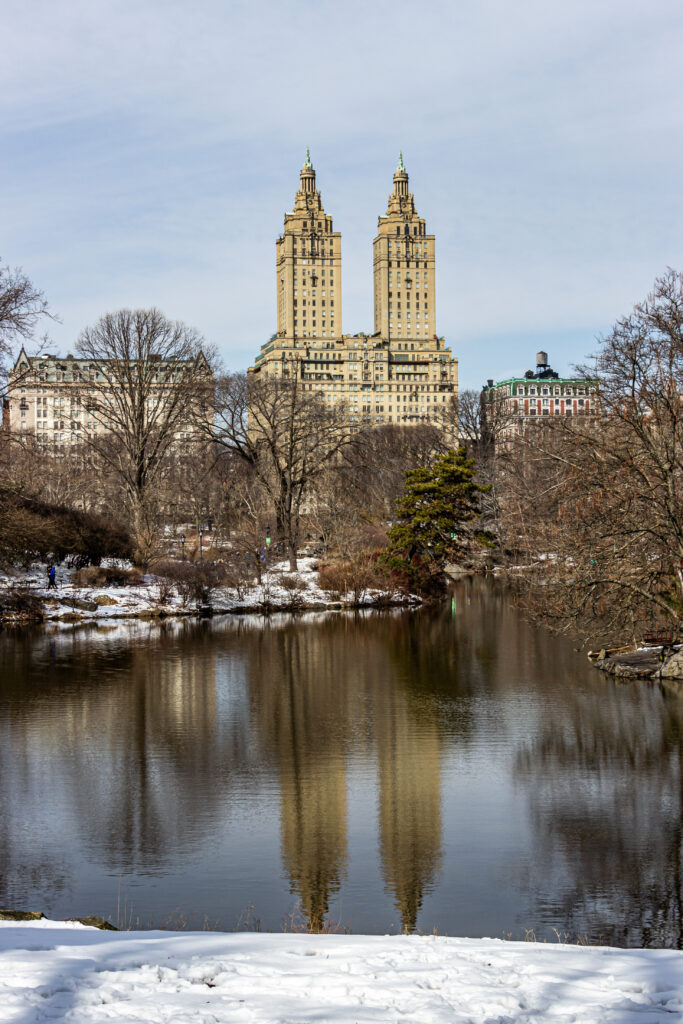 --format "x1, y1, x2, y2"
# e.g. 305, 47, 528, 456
276, 485, 298, 571
130, 492, 157, 570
